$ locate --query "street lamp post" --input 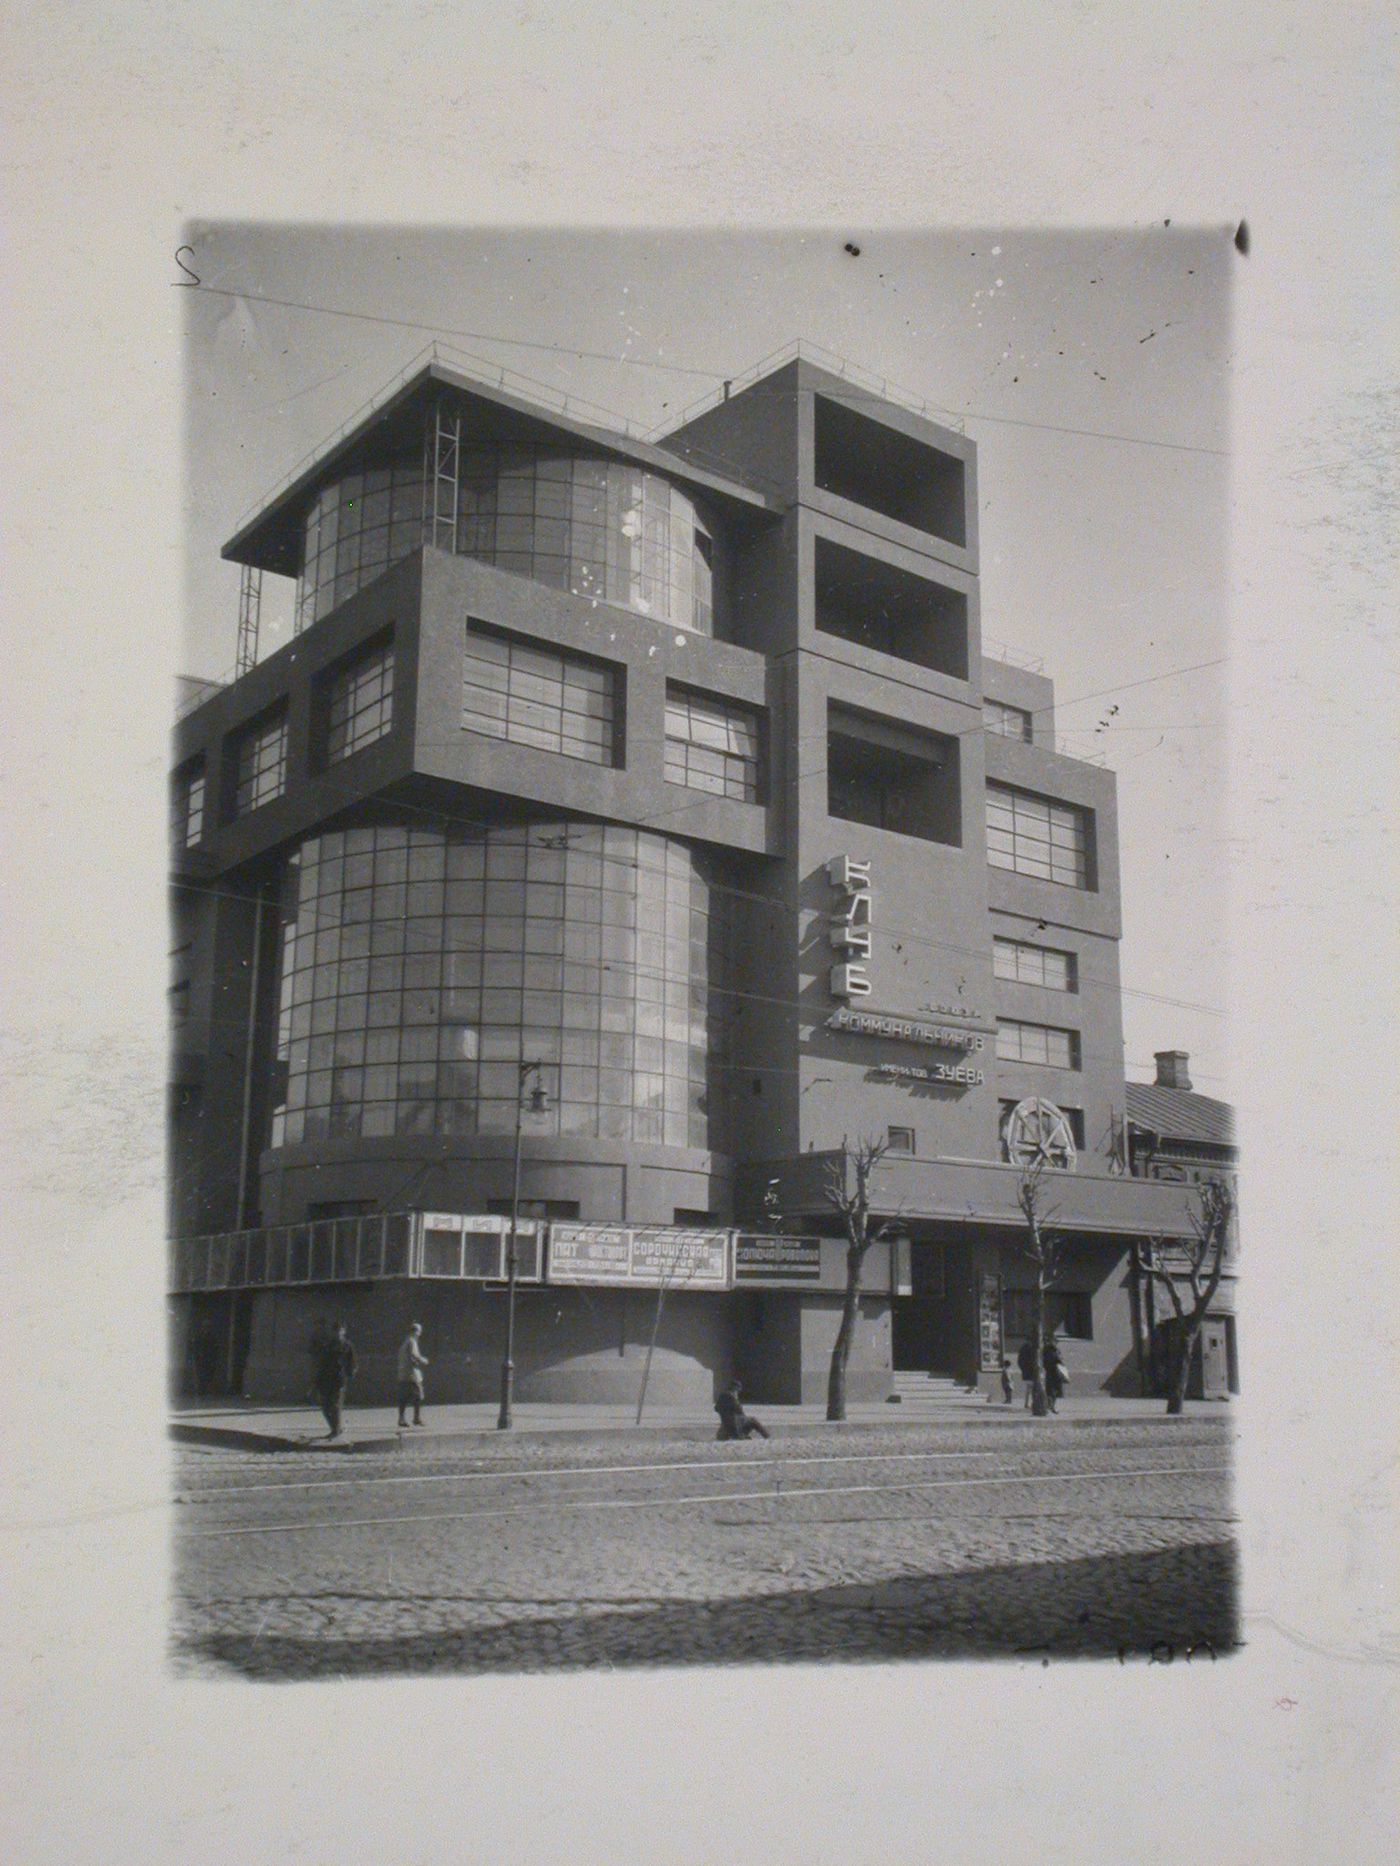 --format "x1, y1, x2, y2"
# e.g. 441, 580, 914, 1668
498, 1060, 547, 1431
